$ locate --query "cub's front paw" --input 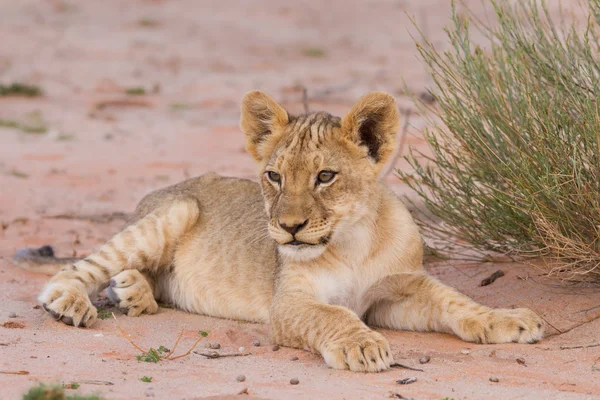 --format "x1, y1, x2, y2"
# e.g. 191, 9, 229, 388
321, 329, 393, 372
106, 270, 158, 317
459, 308, 545, 344
39, 283, 97, 327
